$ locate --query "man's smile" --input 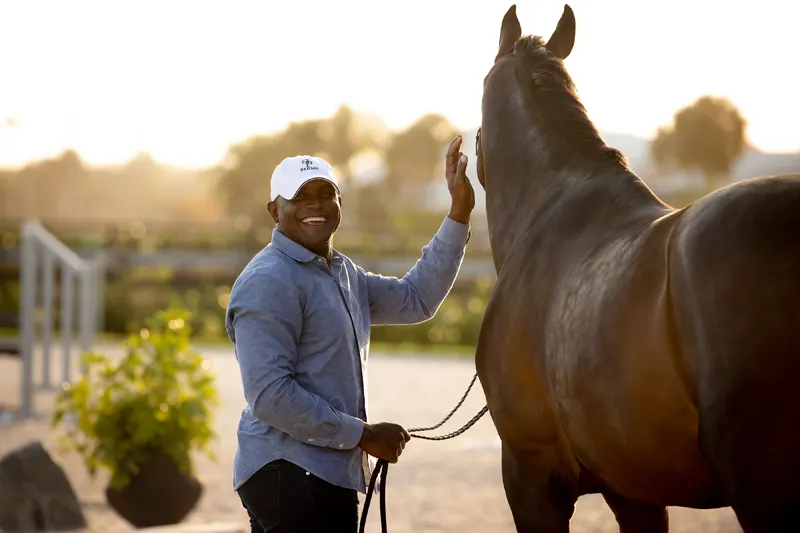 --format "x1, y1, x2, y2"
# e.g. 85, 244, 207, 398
301, 216, 327, 226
